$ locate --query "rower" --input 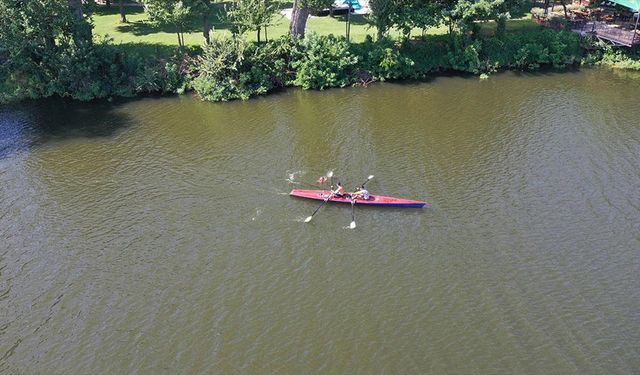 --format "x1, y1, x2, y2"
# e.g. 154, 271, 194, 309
352, 185, 369, 200
332, 182, 347, 198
